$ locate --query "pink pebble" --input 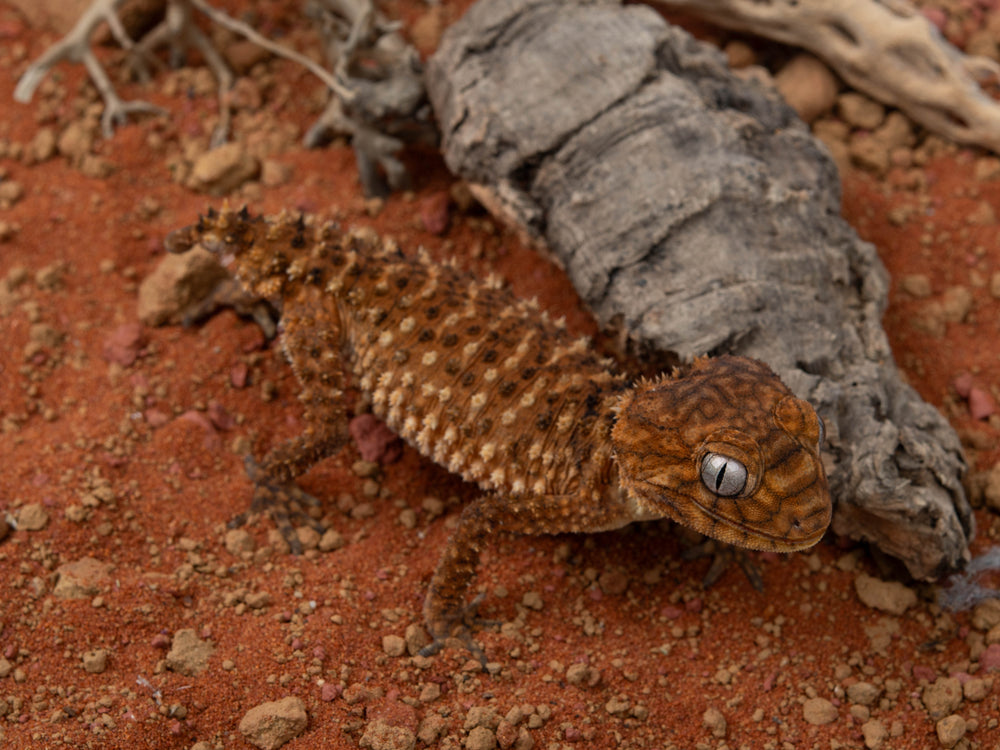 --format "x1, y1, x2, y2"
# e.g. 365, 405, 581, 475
968, 387, 996, 419
953, 372, 974, 398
